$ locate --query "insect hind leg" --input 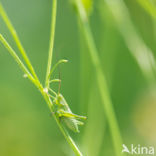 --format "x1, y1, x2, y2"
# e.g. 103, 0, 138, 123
58, 109, 87, 120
